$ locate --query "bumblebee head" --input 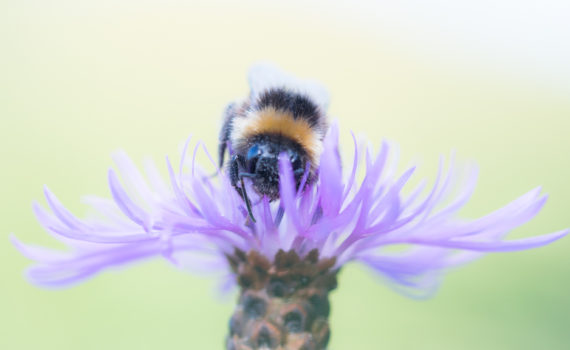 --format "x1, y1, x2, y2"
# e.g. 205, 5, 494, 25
243, 138, 306, 200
